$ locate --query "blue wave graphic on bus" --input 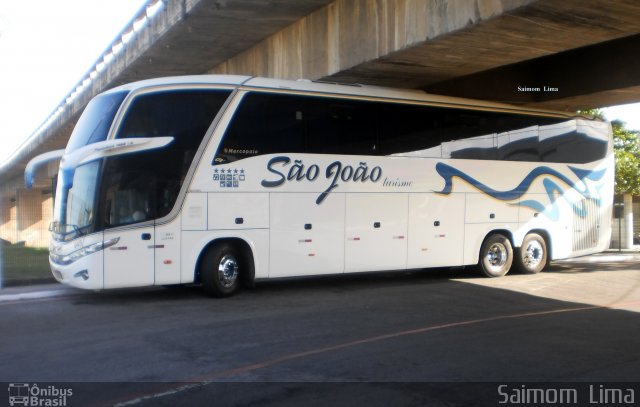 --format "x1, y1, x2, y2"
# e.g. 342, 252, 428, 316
435, 162, 606, 220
